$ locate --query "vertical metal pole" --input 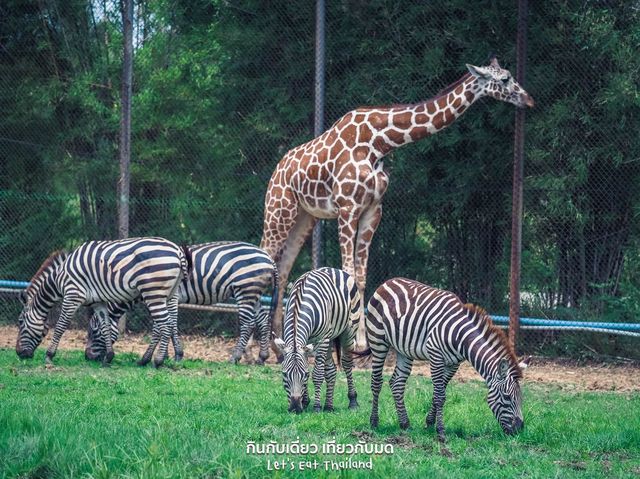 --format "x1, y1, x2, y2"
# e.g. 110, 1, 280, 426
509, 0, 529, 350
311, 0, 325, 269
118, 0, 133, 239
